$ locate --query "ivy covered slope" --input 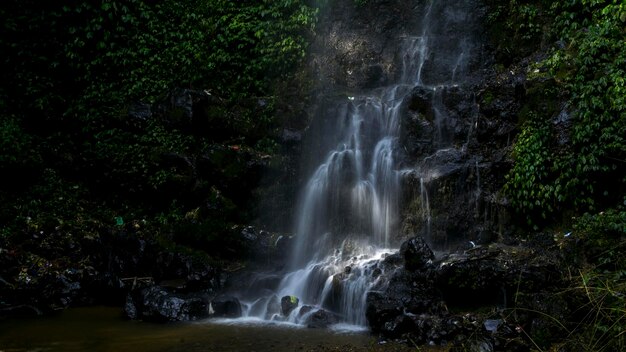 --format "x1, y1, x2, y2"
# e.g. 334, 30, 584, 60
486, 0, 625, 240
500, 0, 625, 226
0, 0, 315, 313
487, 1, 625, 350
